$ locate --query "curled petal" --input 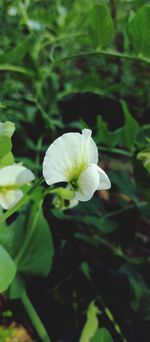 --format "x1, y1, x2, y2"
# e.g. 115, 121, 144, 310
82, 129, 98, 164
76, 165, 99, 202
91, 164, 111, 190
0, 164, 35, 187
0, 189, 23, 210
